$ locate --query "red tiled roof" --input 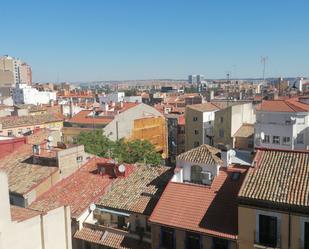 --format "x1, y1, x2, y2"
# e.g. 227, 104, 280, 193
149, 165, 248, 240
74, 227, 150, 249
257, 98, 309, 112
11, 205, 42, 222
29, 158, 135, 218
